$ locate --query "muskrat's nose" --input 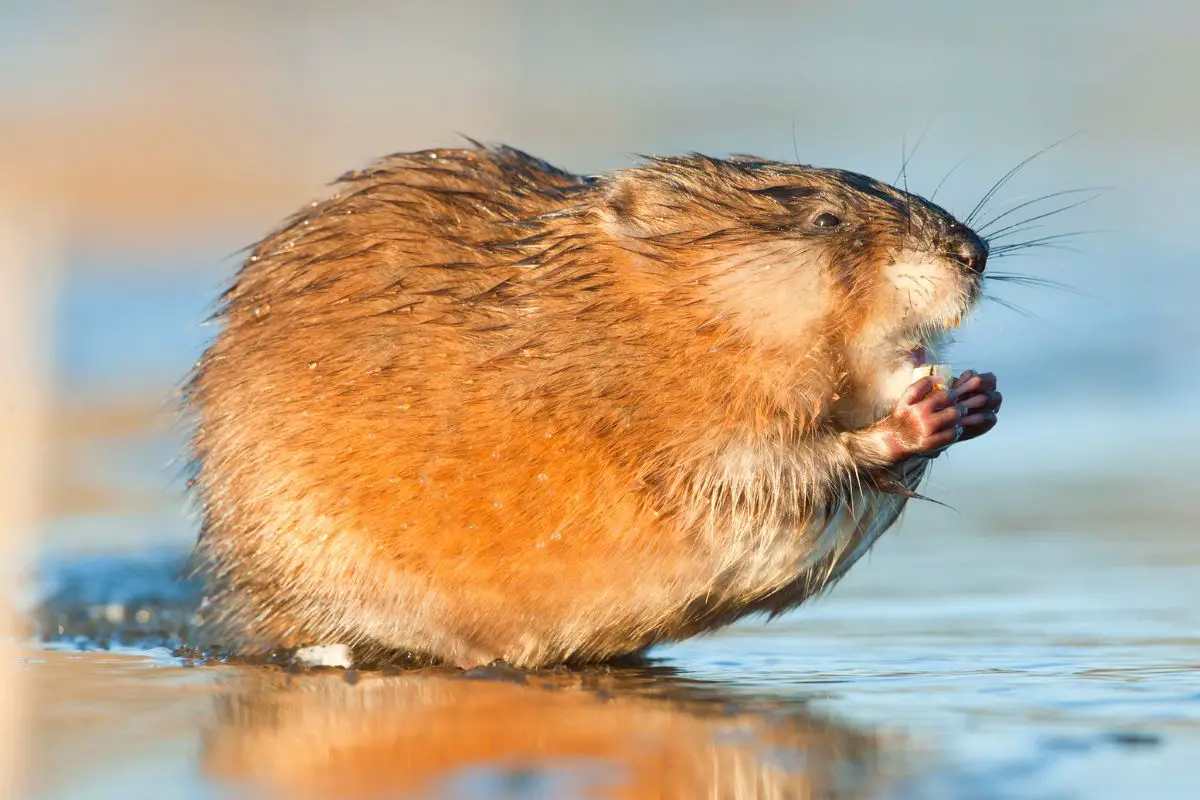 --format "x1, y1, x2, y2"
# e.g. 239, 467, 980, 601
944, 222, 988, 274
